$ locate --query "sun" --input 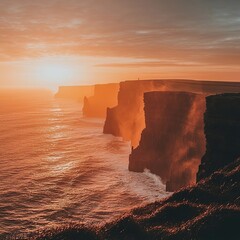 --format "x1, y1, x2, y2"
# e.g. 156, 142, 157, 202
25, 57, 89, 90
34, 62, 75, 86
